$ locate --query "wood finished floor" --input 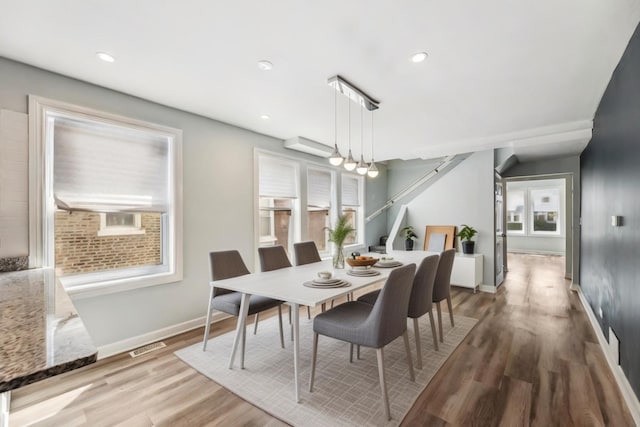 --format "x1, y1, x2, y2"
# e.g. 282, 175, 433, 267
10, 254, 634, 426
